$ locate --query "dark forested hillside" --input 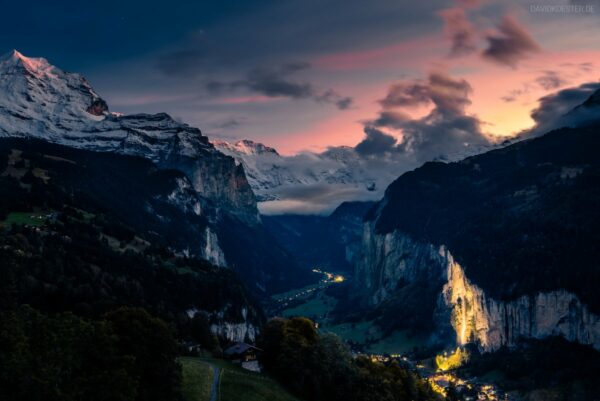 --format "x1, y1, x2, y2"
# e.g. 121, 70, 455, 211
460, 337, 600, 400
0, 138, 272, 401
0, 212, 261, 326
0, 138, 309, 296
0, 138, 210, 255
0, 138, 263, 328
0, 306, 183, 401
368, 124, 600, 311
